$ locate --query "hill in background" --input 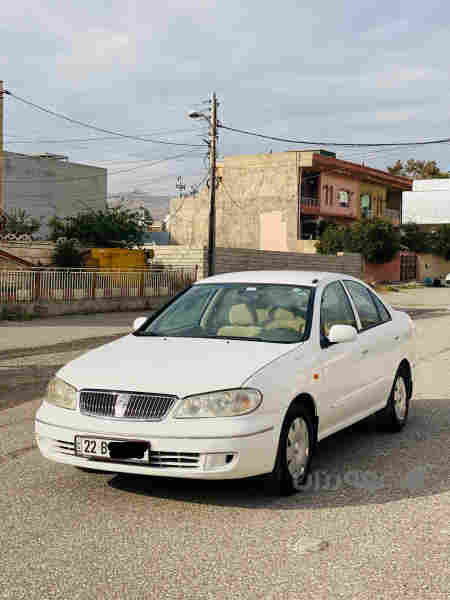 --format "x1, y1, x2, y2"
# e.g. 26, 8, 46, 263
108, 190, 171, 221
